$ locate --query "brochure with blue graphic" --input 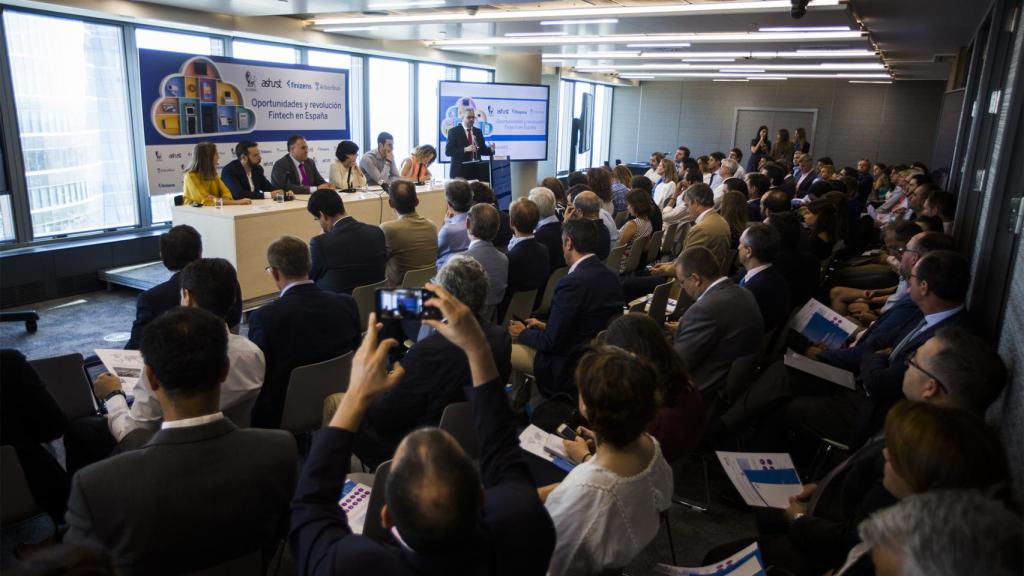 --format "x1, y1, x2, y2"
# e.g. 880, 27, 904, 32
520, 424, 576, 473
789, 299, 859, 350
654, 543, 765, 575
716, 452, 803, 509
